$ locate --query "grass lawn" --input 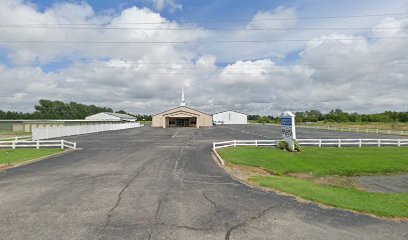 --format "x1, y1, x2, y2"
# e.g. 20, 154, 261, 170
0, 149, 63, 166
218, 146, 408, 177
0, 131, 31, 137
137, 120, 152, 125
218, 146, 408, 217
250, 176, 408, 218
